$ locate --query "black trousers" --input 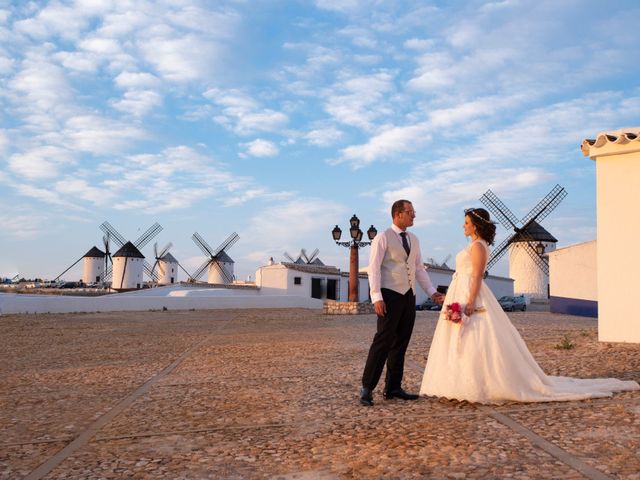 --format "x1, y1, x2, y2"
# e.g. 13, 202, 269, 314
362, 288, 416, 392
